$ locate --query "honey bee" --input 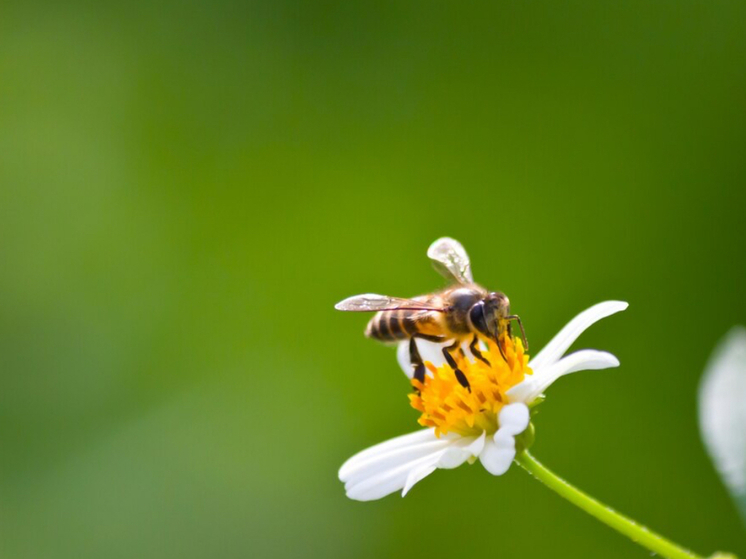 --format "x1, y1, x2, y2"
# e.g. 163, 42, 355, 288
335, 238, 527, 390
